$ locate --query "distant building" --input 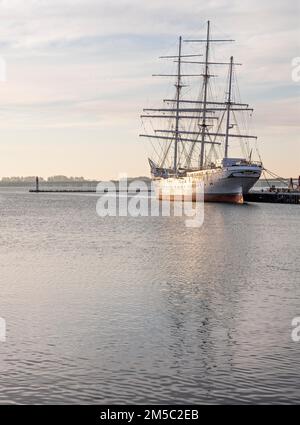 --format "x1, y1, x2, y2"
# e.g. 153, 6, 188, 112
1, 176, 45, 183
47, 176, 86, 182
